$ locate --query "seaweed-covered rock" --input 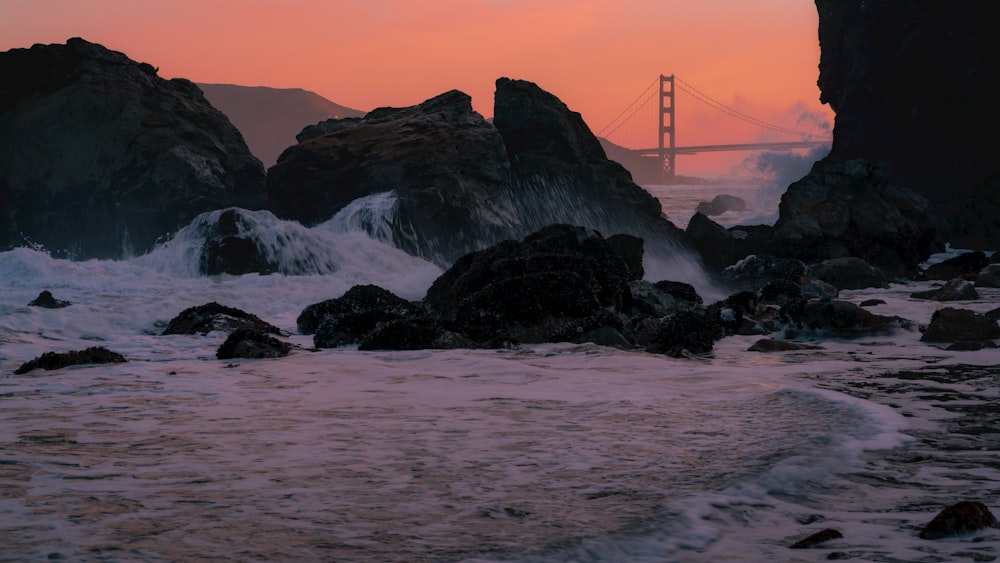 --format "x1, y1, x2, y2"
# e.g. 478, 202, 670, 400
14, 346, 126, 374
